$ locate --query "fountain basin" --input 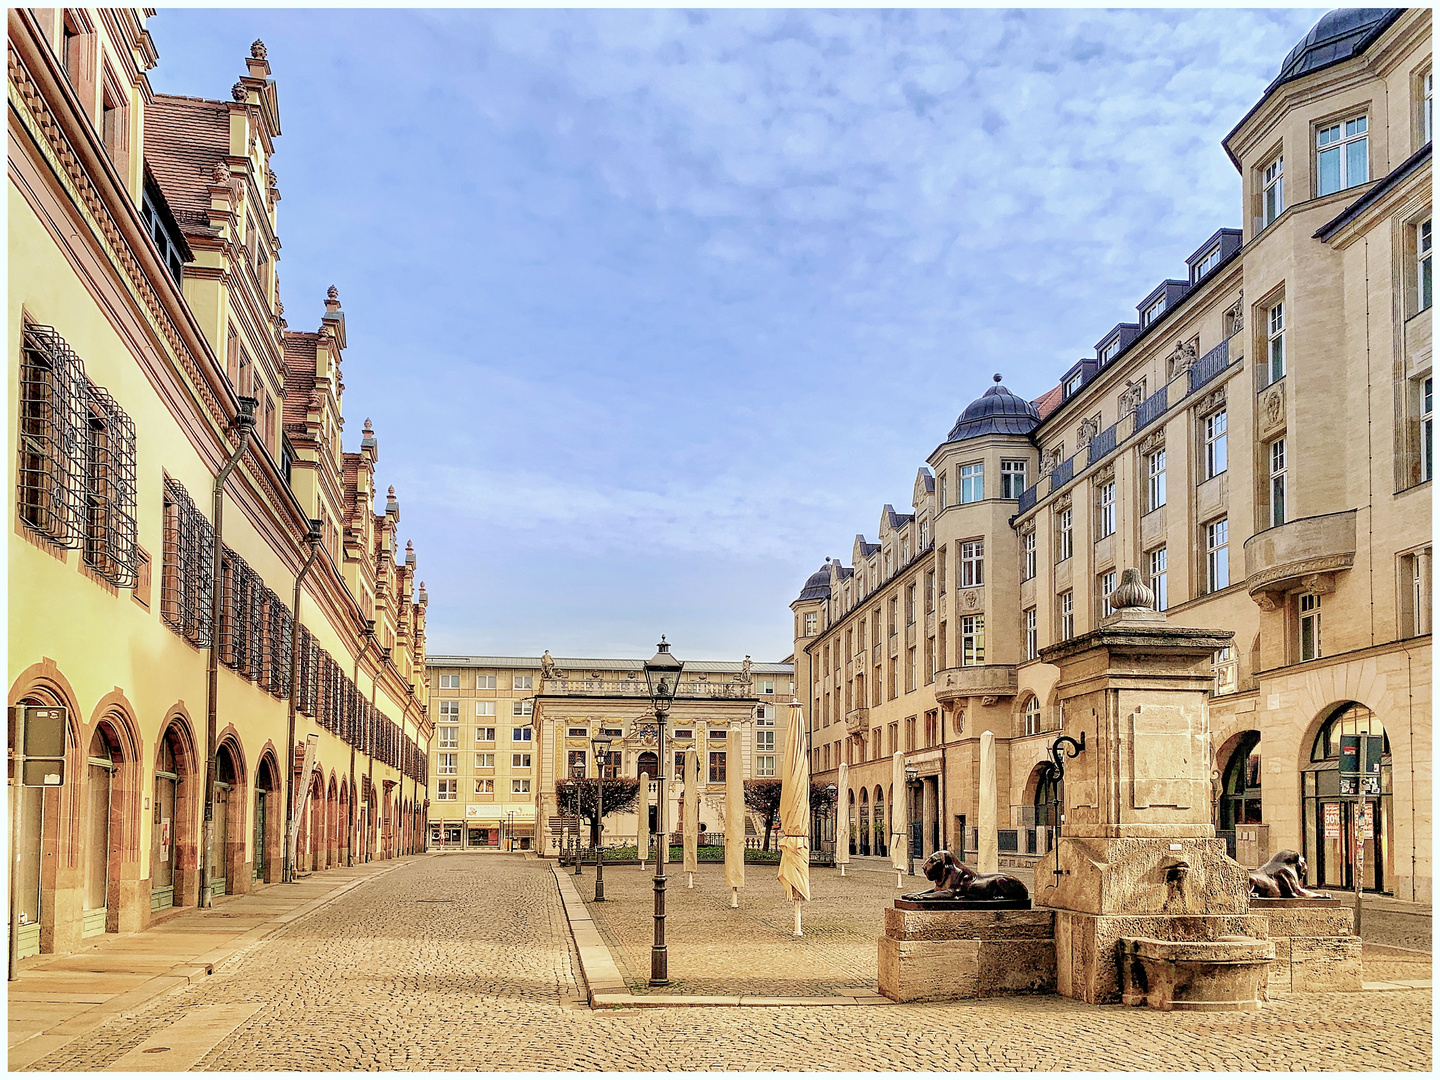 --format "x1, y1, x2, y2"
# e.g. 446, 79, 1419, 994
1120, 935, 1274, 1012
